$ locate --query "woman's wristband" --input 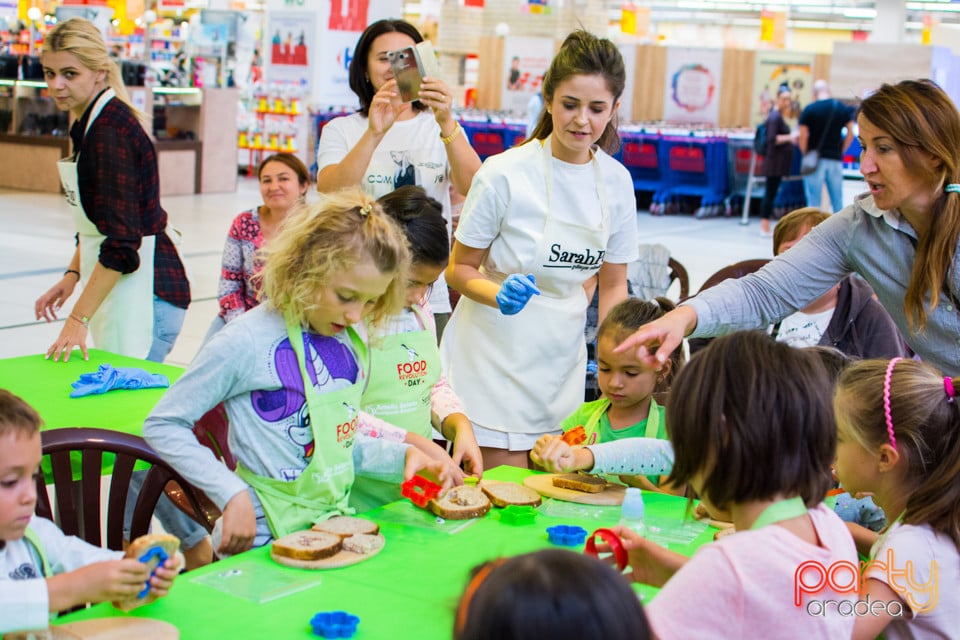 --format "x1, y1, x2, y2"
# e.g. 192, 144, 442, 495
68, 313, 90, 328
64, 269, 81, 280
440, 122, 461, 145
